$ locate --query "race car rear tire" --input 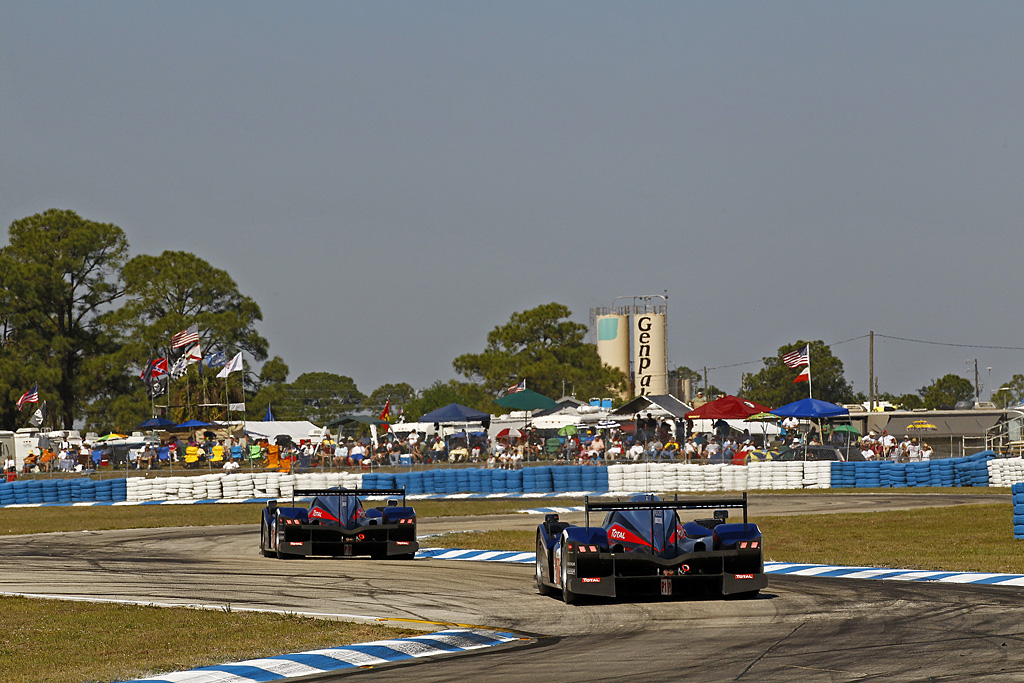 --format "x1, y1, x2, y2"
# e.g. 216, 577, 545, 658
260, 523, 275, 558
535, 533, 556, 596
560, 543, 577, 605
